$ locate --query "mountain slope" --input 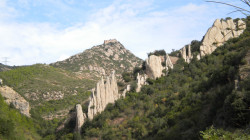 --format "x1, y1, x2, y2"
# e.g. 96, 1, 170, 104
0, 94, 40, 140
0, 63, 14, 72
51, 39, 143, 80
72, 17, 250, 140
0, 64, 95, 119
